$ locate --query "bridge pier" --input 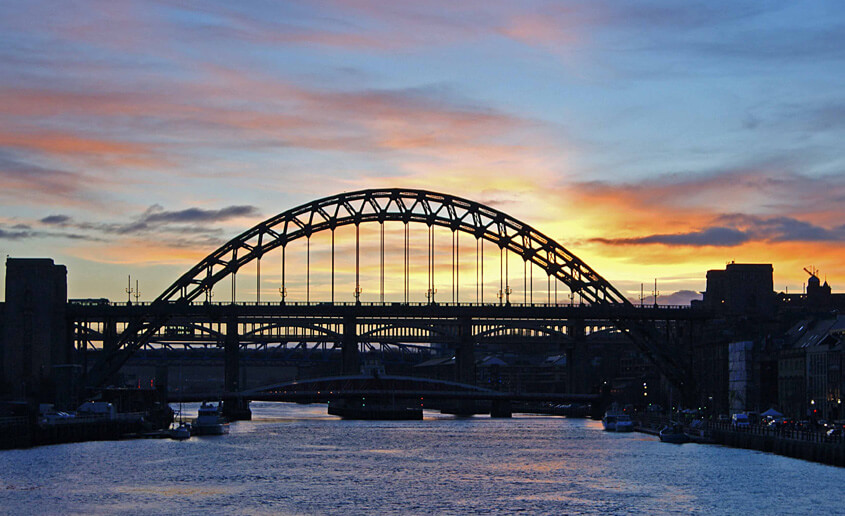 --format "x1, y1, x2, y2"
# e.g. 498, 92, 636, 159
446, 317, 480, 416
103, 319, 117, 353
455, 318, 476, 385
223, 315, 251, 421
342, 315, 359, 375
490, 399, 512, 418
567, 321, 586, 395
